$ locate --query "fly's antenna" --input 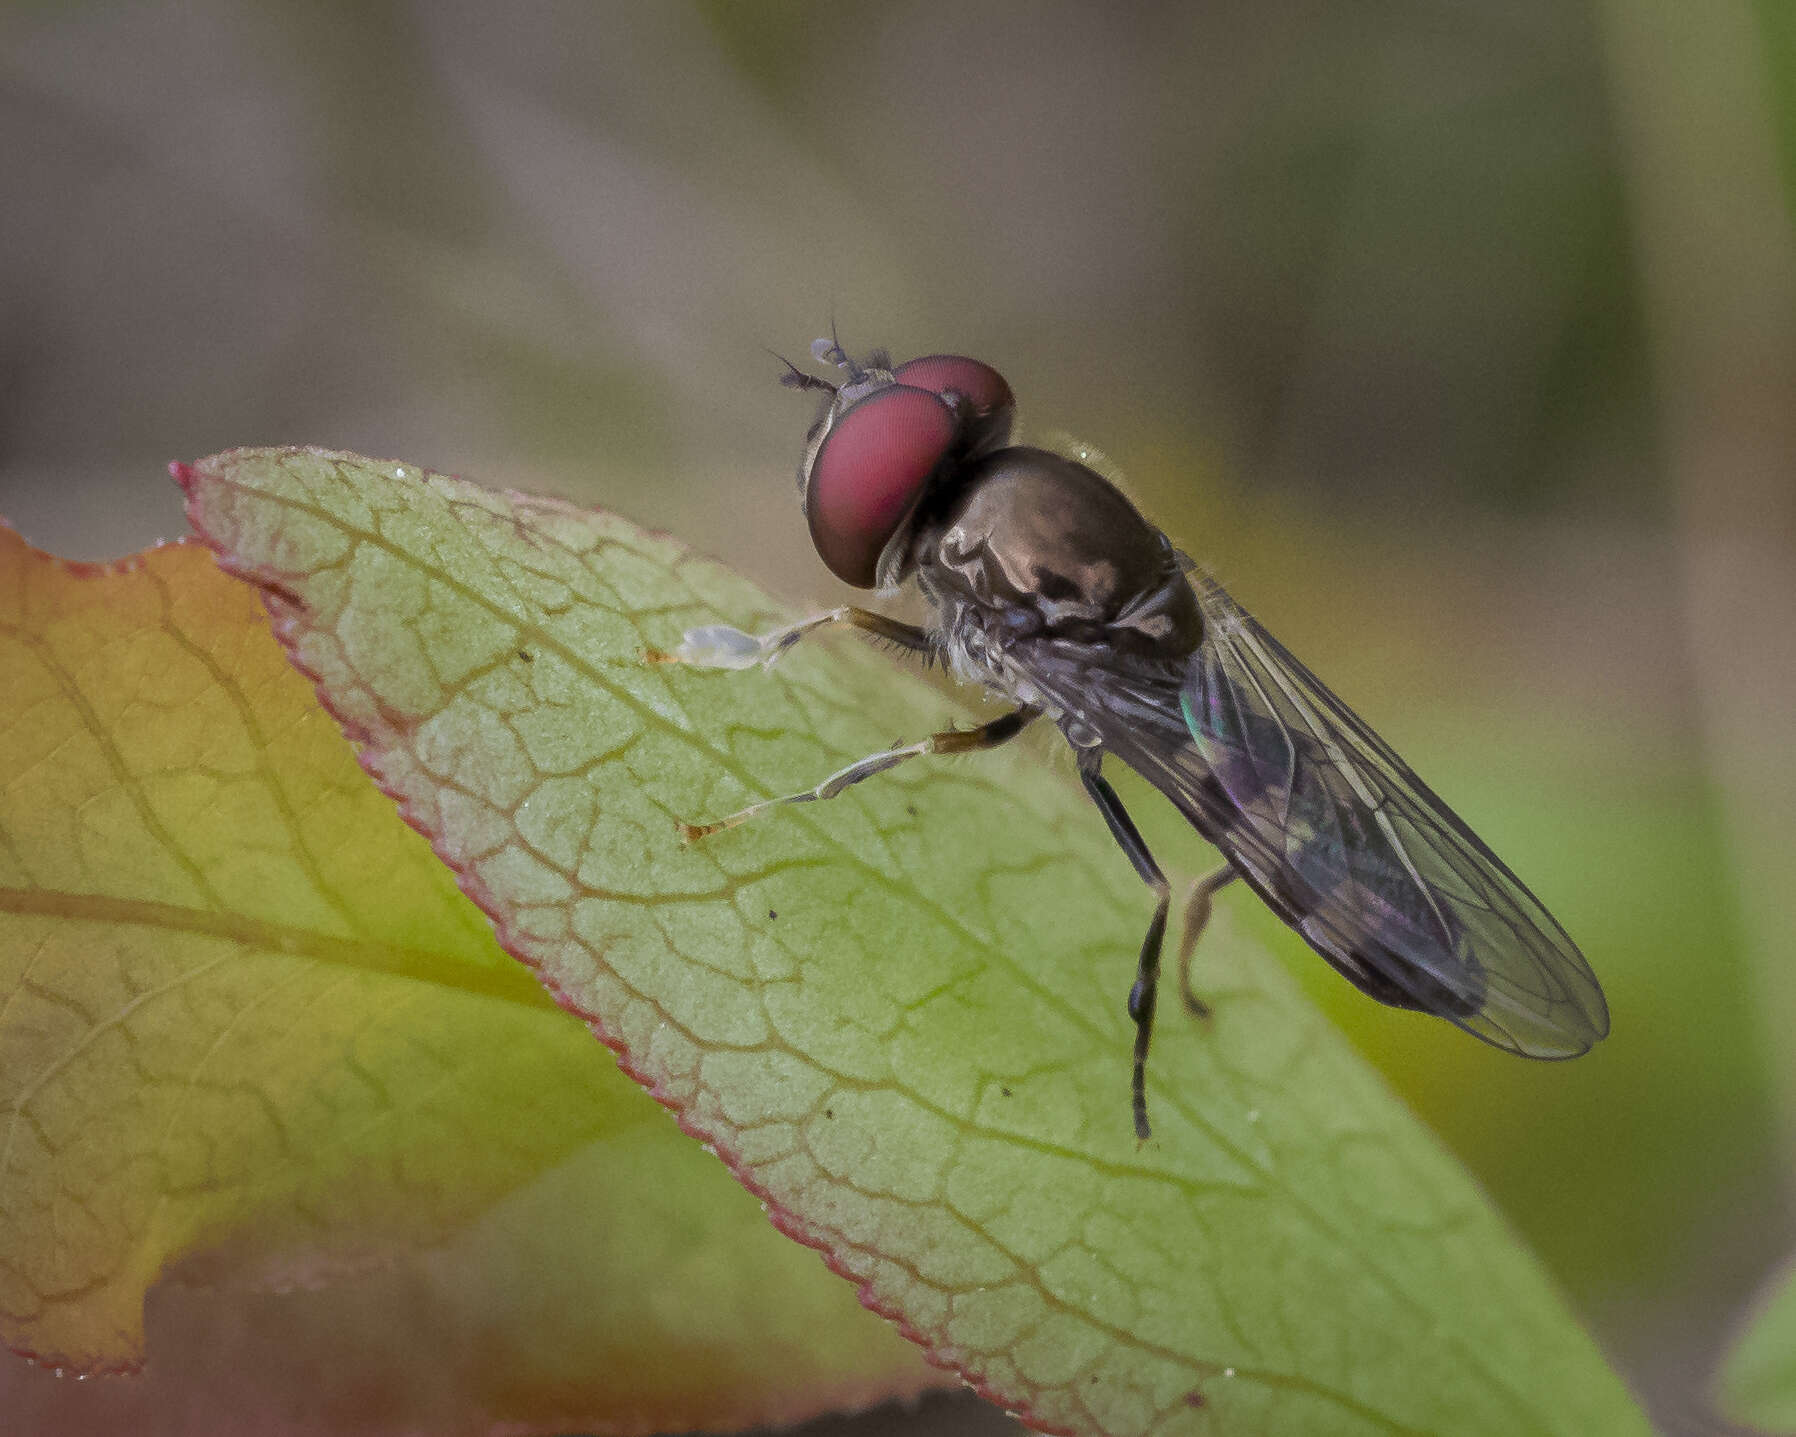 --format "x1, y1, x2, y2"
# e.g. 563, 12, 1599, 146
810, 313, 897, 386
767, 348, 837, 395
810, 334, 860, 380
828, 305, 848, 370
812, 308, 867, 383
